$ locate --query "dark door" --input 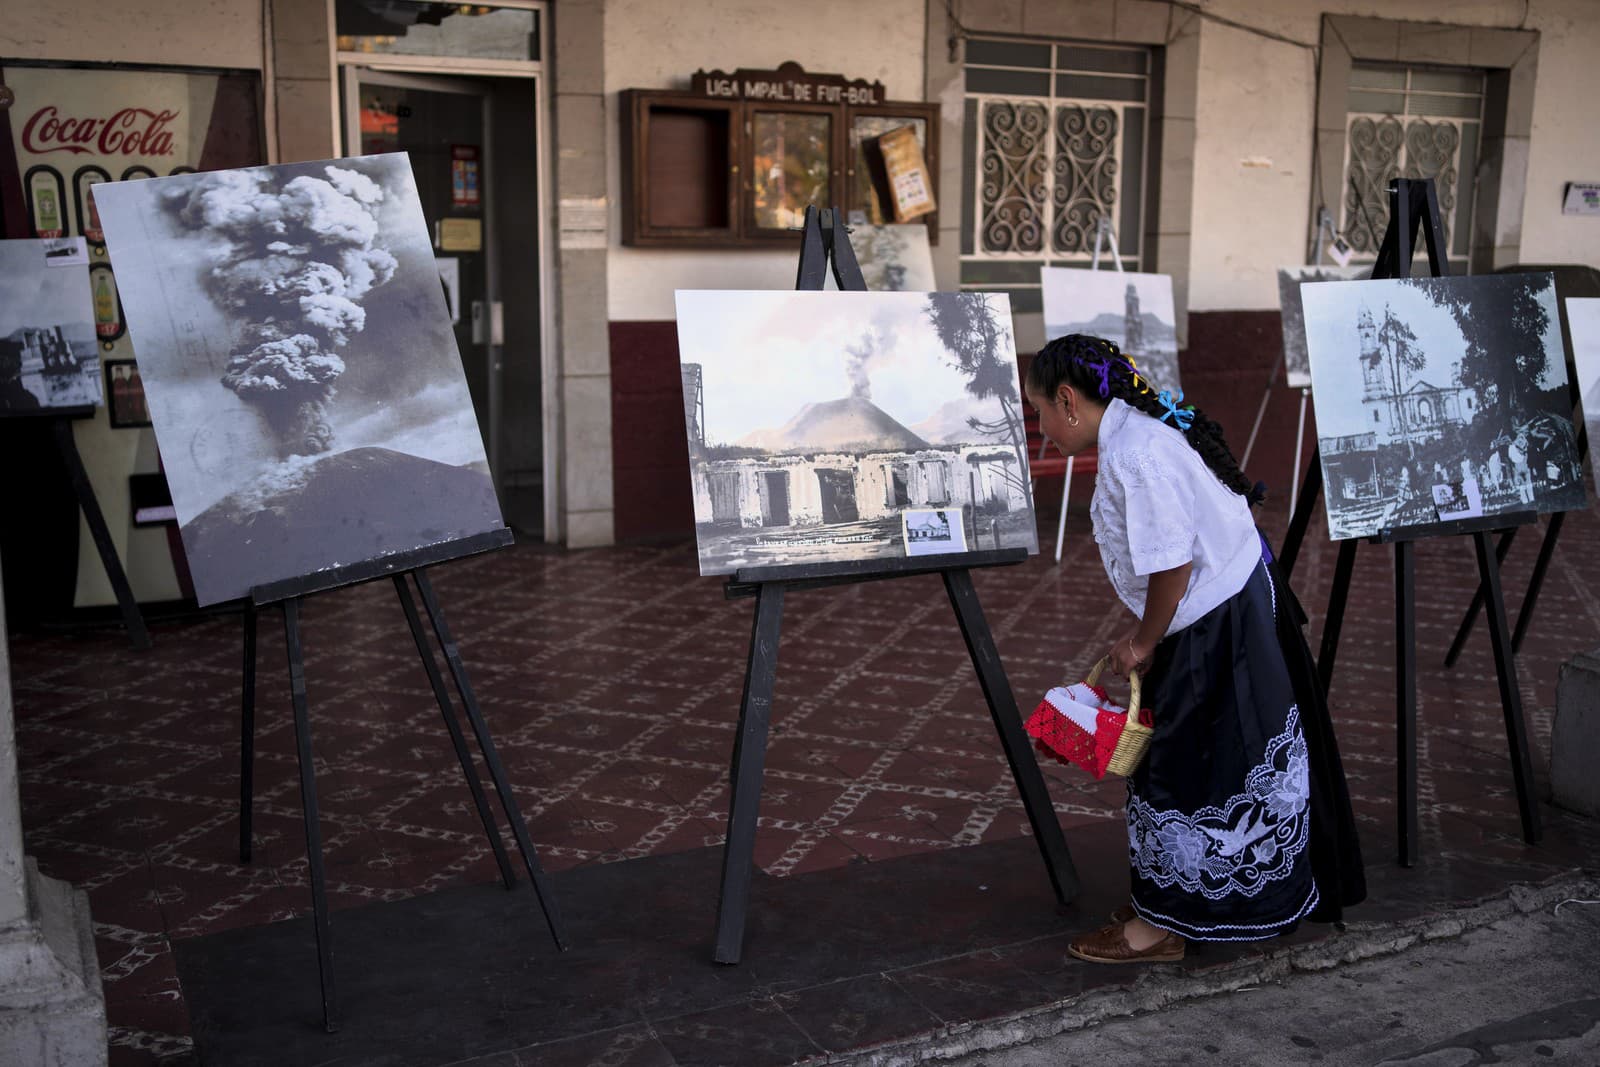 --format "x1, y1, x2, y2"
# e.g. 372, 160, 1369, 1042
761, 470, 790, 526
816, 468, 859, 523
